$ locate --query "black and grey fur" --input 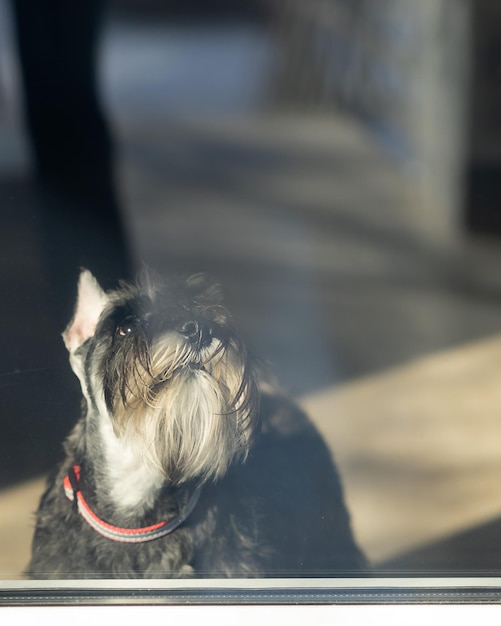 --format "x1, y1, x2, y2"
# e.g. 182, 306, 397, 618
27, 270, 365, 578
